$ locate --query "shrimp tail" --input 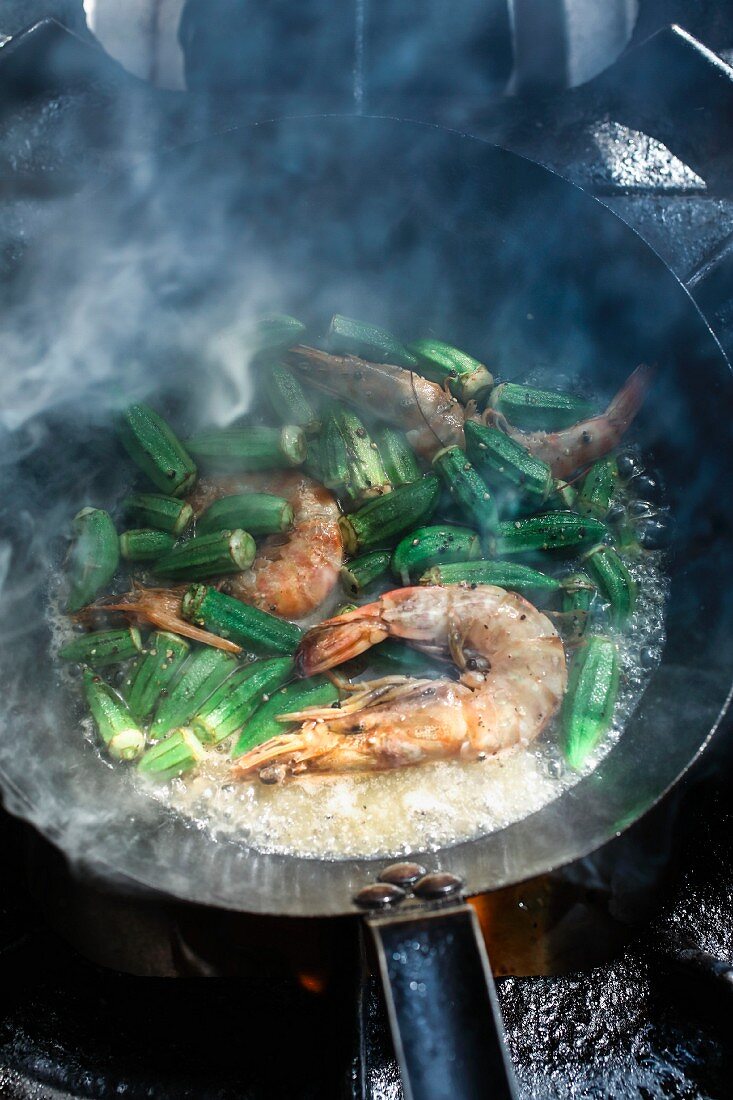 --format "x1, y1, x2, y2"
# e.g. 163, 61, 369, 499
606, 362, 655, 433
295, 604, 389, 676
77, 584, 242, 655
